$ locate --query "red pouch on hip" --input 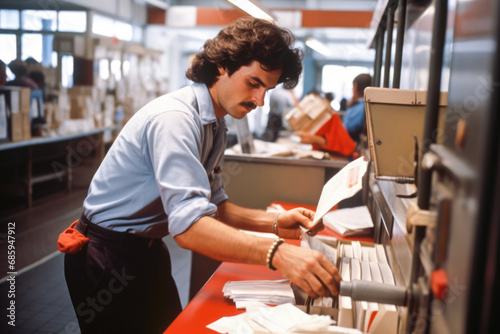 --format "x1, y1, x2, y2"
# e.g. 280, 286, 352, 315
57, 220, 89, 254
